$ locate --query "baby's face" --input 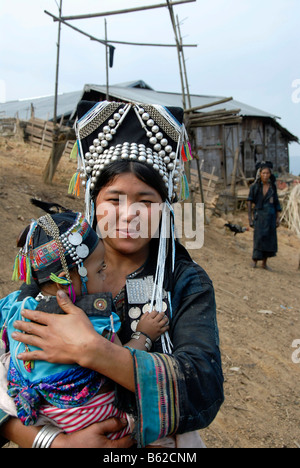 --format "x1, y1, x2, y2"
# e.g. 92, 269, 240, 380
71, 241, 106, 295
